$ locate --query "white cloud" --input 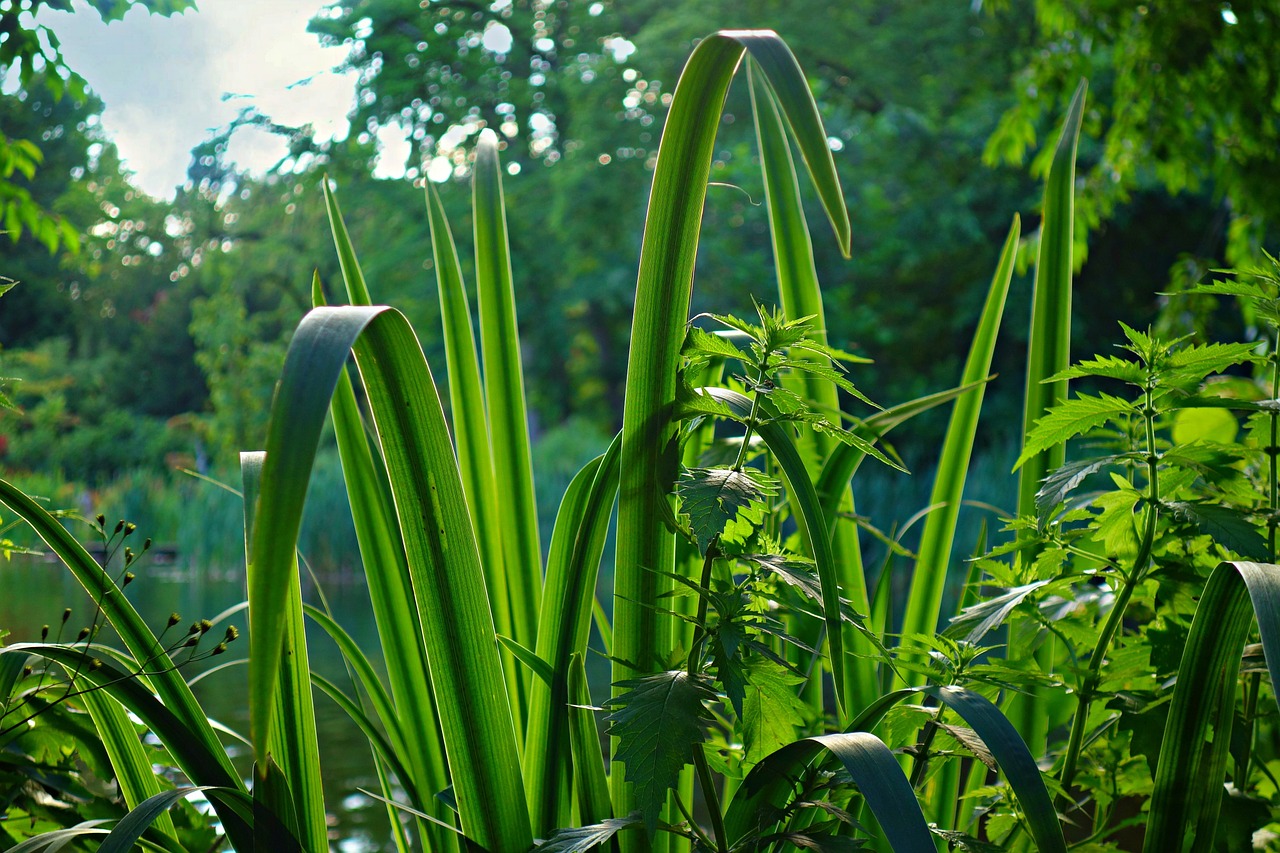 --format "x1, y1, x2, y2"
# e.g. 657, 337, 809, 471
35, 0, 355, 199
